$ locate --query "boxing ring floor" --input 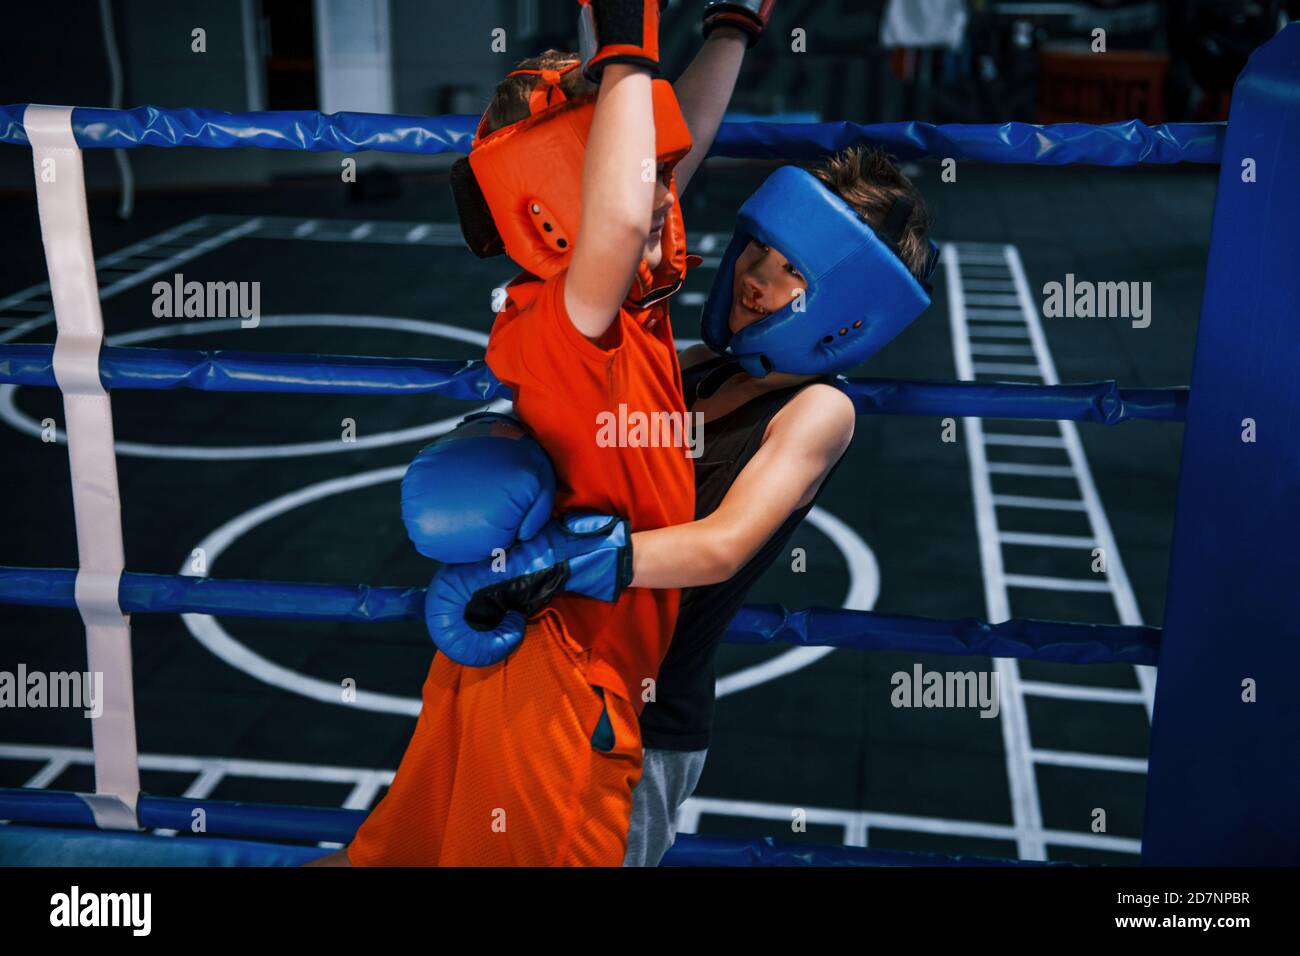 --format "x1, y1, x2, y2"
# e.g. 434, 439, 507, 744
0, 157, 1210, 864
